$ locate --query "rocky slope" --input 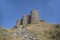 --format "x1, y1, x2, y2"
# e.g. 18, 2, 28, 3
0, 22, 60, 40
